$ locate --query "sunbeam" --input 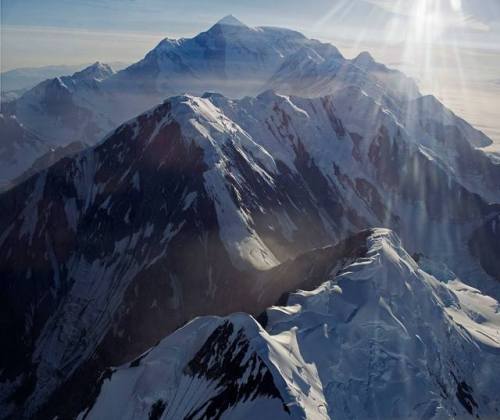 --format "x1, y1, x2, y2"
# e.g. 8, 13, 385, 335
315, 0, 500, 148
2, 2, 500, 418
